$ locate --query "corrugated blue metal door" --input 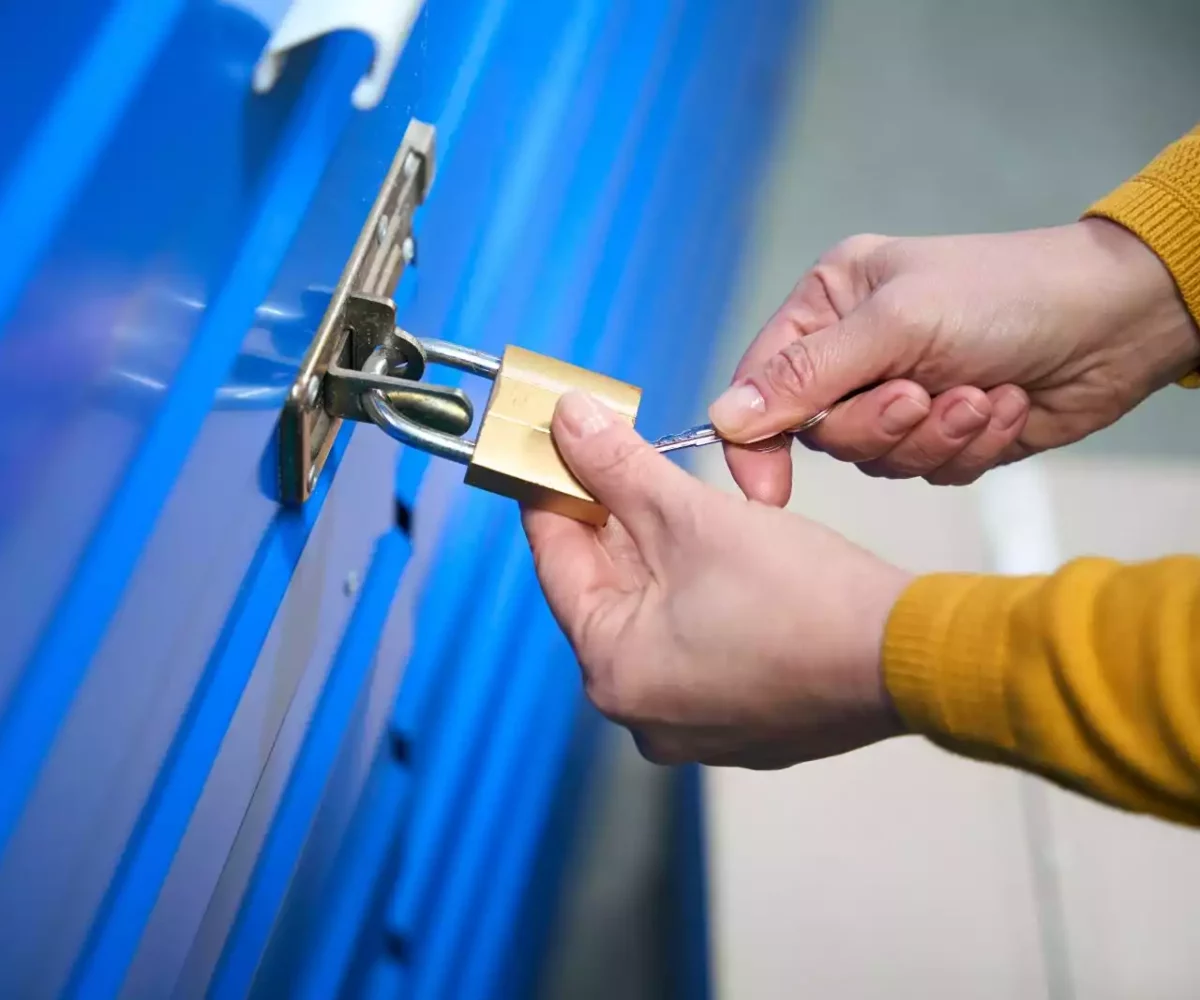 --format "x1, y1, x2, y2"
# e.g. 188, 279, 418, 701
0, 1, 802, 996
